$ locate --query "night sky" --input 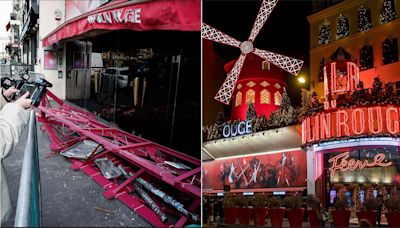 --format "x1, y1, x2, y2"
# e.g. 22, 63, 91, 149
203, 0, 313, 107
